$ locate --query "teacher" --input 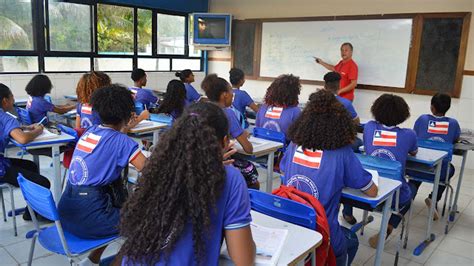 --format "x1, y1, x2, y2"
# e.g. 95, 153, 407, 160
315, 42, 358, 102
